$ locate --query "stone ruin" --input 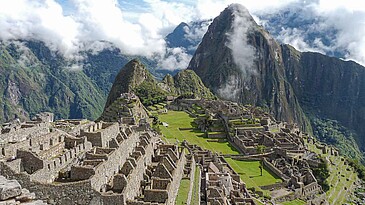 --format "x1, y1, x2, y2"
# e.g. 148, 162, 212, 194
100, 92, 149, 125
0, 94, 188, 204
183, 142, 255, 205
169, 98, 330, 204
0, 94, 335, 205
261, 149, 324, 203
